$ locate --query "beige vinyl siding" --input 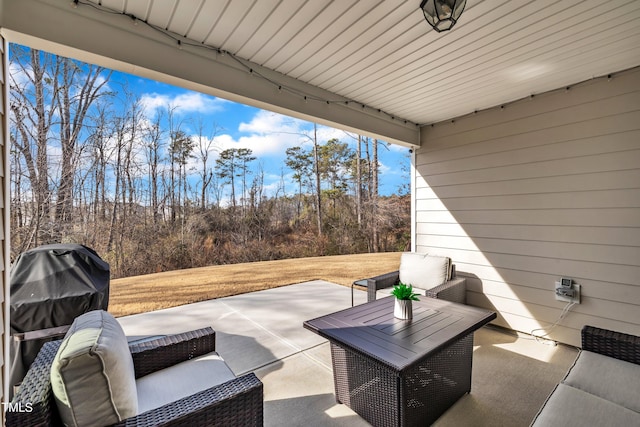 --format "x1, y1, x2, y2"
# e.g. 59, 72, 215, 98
414, 67, 640, 347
